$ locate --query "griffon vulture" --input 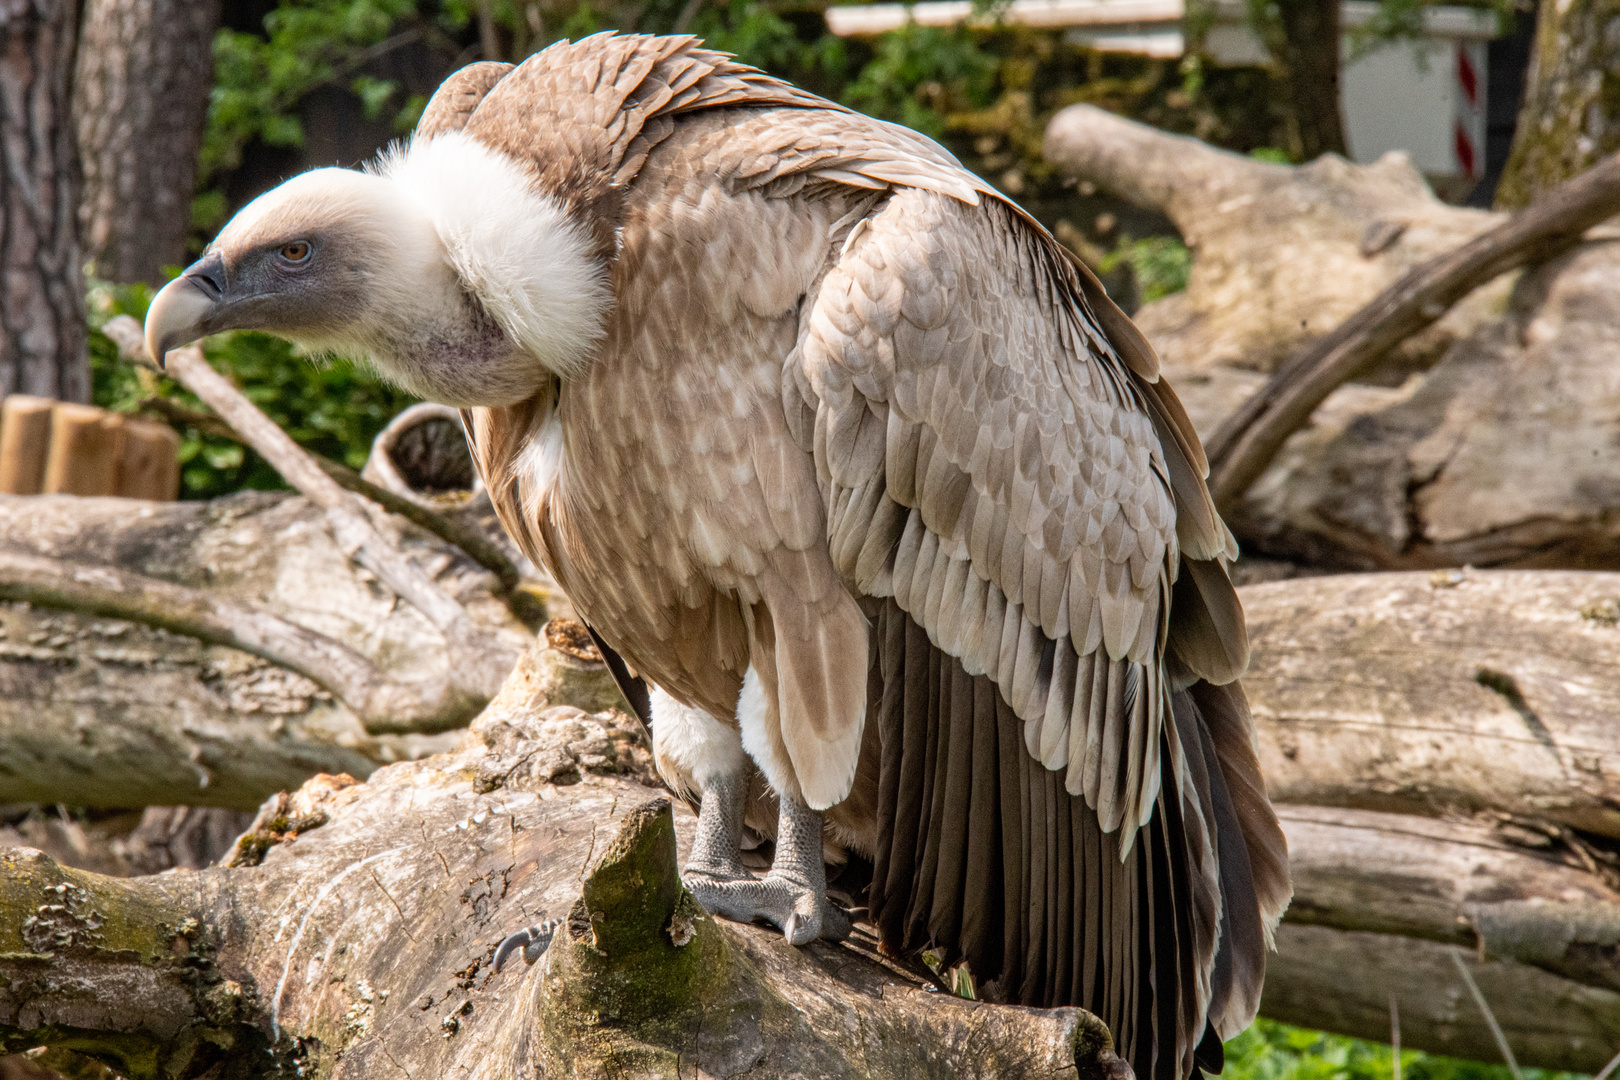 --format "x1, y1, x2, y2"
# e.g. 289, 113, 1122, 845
145, 34, 1290, 1078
